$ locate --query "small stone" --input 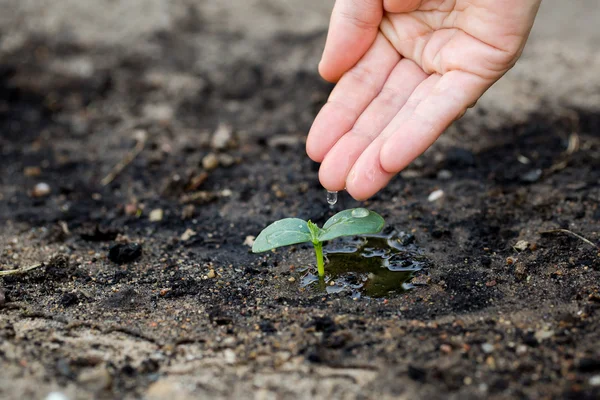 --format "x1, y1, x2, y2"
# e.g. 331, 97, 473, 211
437, 169, 453, 180
218, 154, 236, 167
24, 166, 42, 177
516, 345, 528, 355
181, 205, 195, 220
149, 209, 164, 222
428, 189, 444, 202
32, 182, 51, 197
125, 203, 139, 216
513, 240, 530, 252
288, 277, 296, 282
481, 343, 494, 354
207, 269, 216, 279
514, 262, 527, 280
267, 135, 304, 148
108, 243, 142, 264
485, 280, 497, 287
589, 375, 600, 387
78, 365, 112, 392
243, 236, 255, 247
223, 349, 236, 364
520, 169, 542, 183
45, 393, 69, 400
220, 189, 233, 197
142, 103, 174, 123
180, 229, 196, 241
211, 123, 234, 150
534, 329, 555, 342
440, 344, 452, 354
202, 153, 219, 170
146, 379, 191, 400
